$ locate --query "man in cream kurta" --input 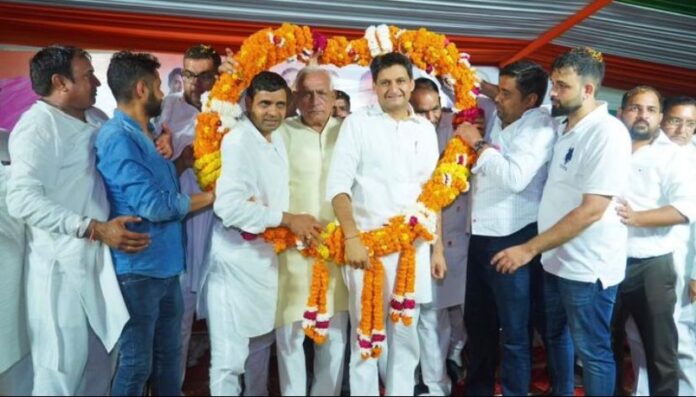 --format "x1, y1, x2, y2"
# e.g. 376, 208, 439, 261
5, 46, 146, 395
204, 71, 322, 396
275, 66, 349, 396
0, 163, 32, 395
326, 53, 441, 396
